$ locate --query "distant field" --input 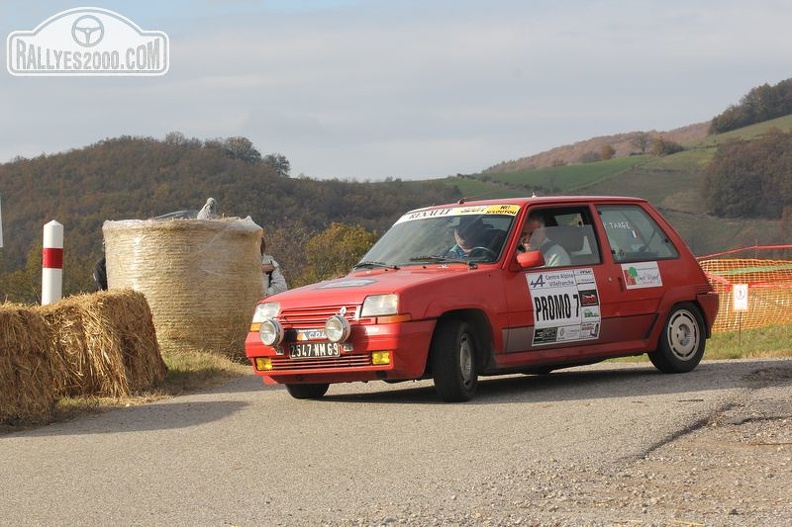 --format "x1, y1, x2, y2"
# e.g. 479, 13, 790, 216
443, 156, 653, 199
486, 156, 652, 192
443, 177, 522, 200
694, 114, 792, 147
